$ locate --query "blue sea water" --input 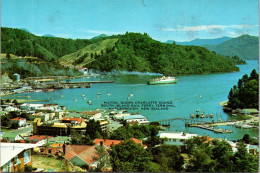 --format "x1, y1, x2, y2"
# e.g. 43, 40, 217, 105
7, 60, 259, 140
